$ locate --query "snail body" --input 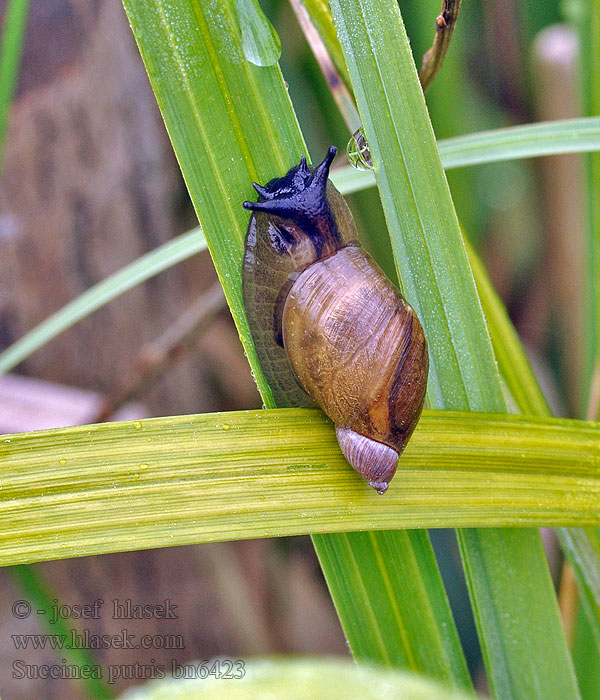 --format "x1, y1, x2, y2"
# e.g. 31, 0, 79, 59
242, 147, 428, 494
